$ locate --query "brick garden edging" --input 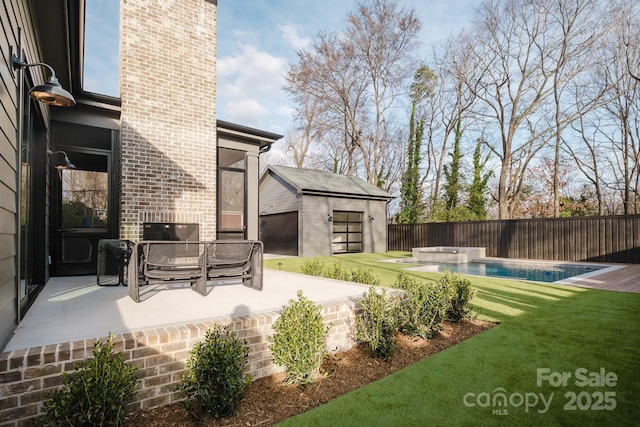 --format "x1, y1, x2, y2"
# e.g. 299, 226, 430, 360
0, 298, 358, 426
